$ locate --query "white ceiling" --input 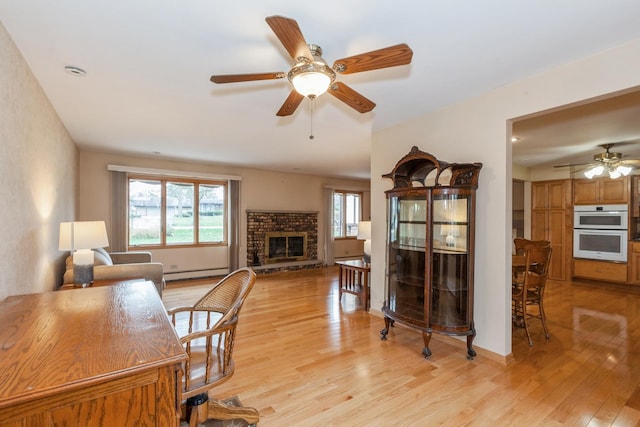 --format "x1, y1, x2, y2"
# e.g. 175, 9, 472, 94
2, 1, 640, 179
